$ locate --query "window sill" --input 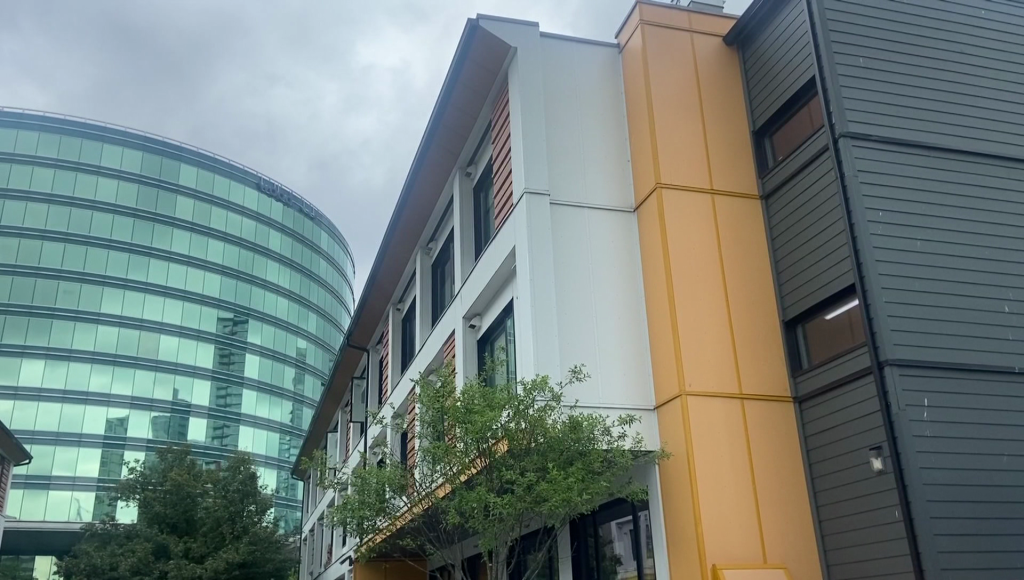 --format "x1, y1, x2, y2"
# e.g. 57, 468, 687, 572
792, 342, 868, 378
